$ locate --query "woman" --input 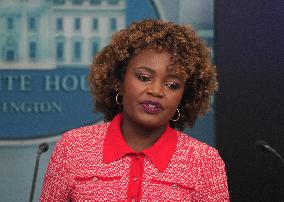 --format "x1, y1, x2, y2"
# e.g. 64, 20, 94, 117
40, 19, 229, 201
